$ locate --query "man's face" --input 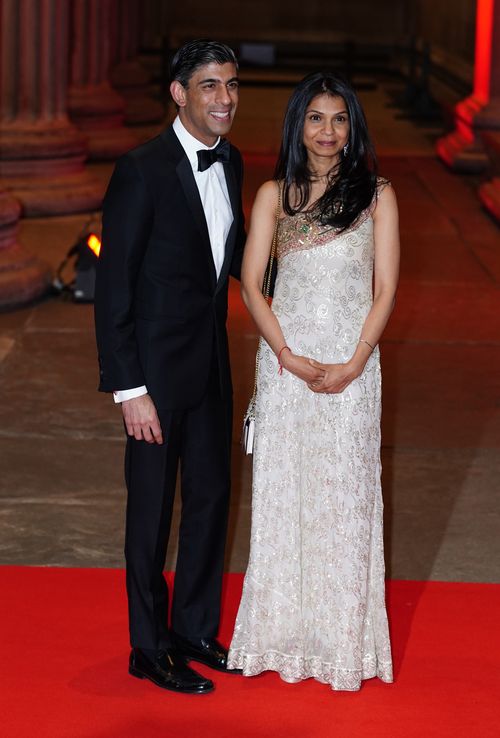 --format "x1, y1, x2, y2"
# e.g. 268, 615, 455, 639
170, 62, 239, 146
